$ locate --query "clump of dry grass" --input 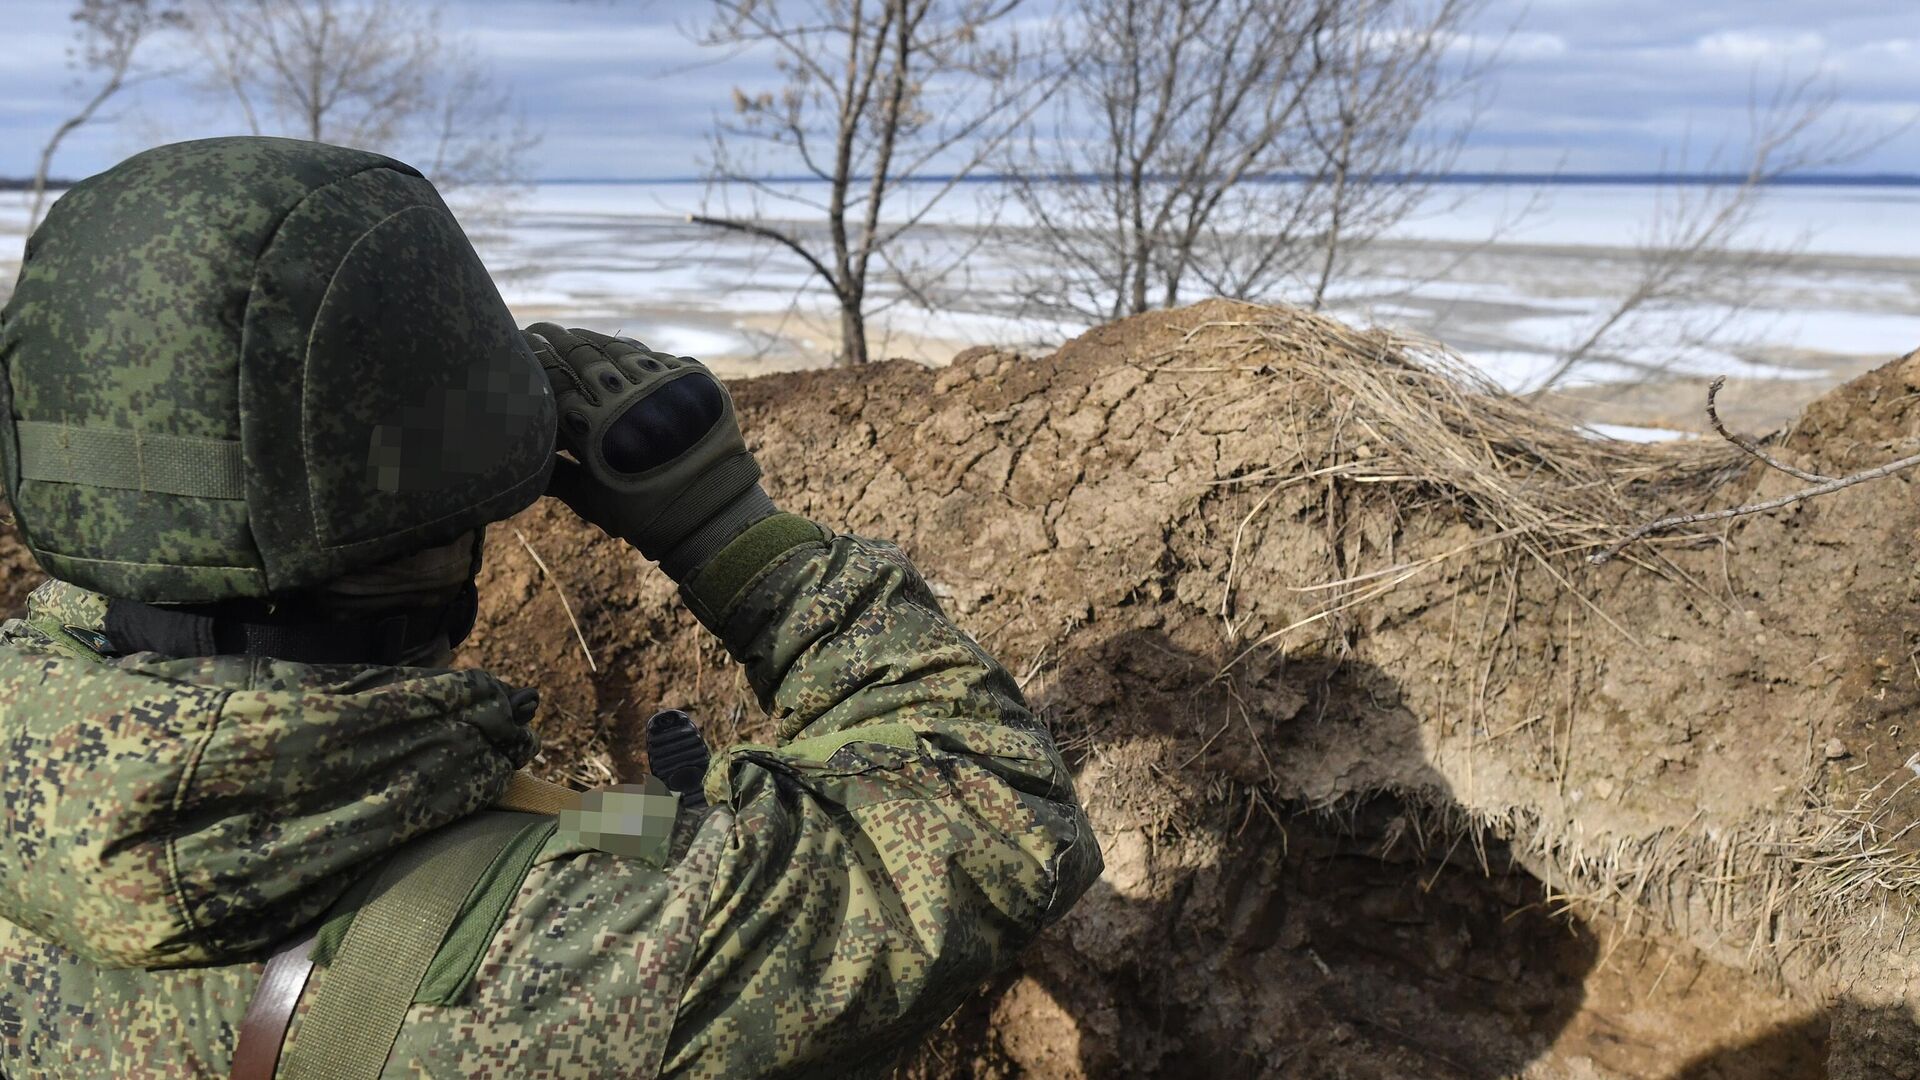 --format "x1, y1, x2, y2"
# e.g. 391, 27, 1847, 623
1159, 307, 1749, 672
1788, 766, 1920, 922
1166, 310, 1749, 562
